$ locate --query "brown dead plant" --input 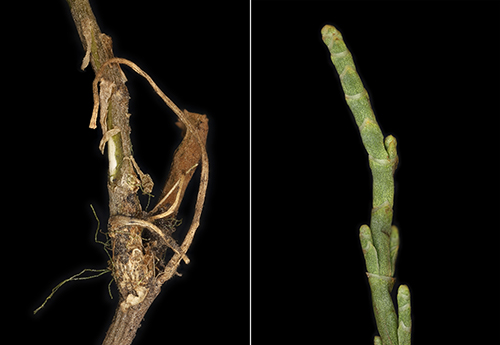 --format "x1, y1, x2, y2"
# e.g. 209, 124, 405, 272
35, 1, 209, 345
